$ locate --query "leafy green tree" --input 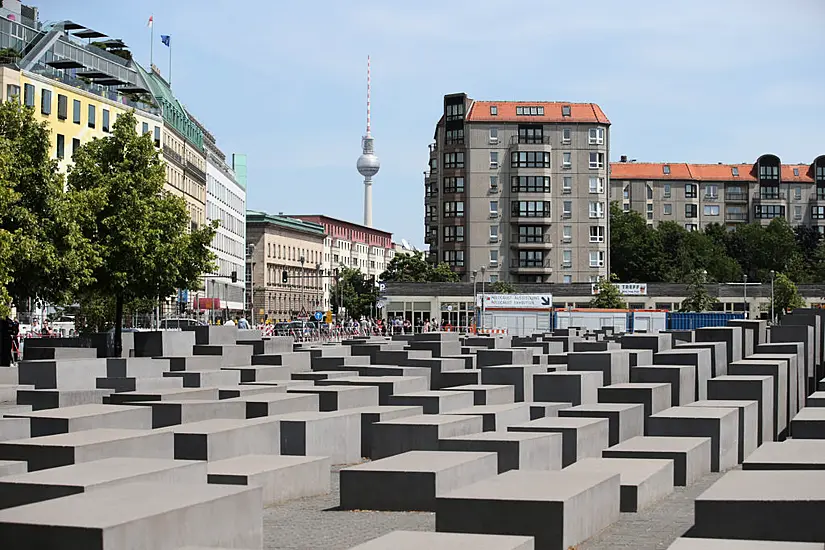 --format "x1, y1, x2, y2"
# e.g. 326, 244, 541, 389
380, 253, 459, 283
490, 281, 516, 293
772, 272, 805, 318
330, 267, 377, 318
0, 100, 96, 316
679, 269, 720, 312
609, 202, 668, 282
589, 275, 627, 309
67, 111, 216, 355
